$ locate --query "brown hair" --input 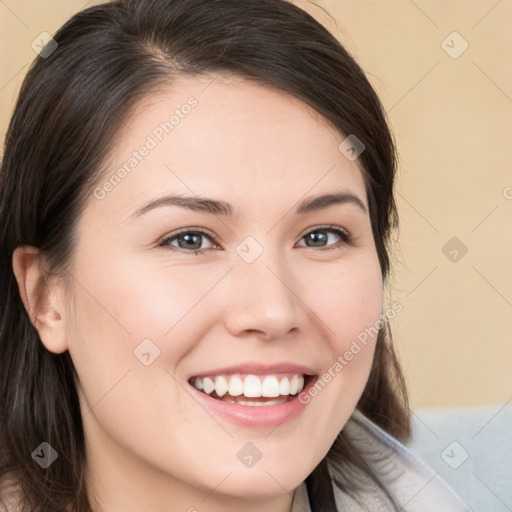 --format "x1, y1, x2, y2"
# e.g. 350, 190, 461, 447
0, 0, 410, 510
